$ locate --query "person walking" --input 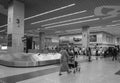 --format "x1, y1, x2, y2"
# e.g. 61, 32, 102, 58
59, 48, 71, 76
